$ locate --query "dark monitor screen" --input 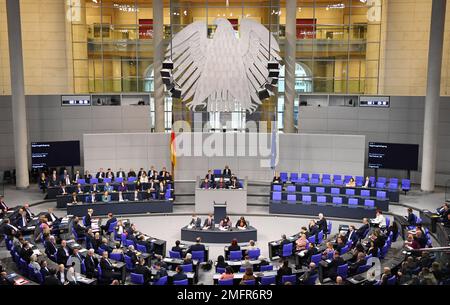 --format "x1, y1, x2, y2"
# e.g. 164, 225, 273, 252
368, 142, 419, 170
31, 141, 81, 169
